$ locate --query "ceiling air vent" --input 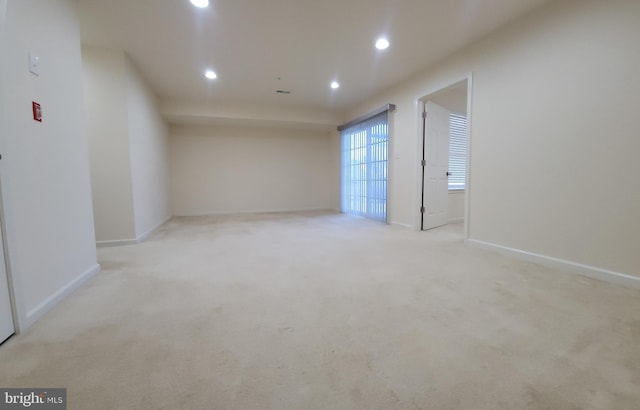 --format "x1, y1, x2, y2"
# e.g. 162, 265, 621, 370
276, 90, 291, 94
